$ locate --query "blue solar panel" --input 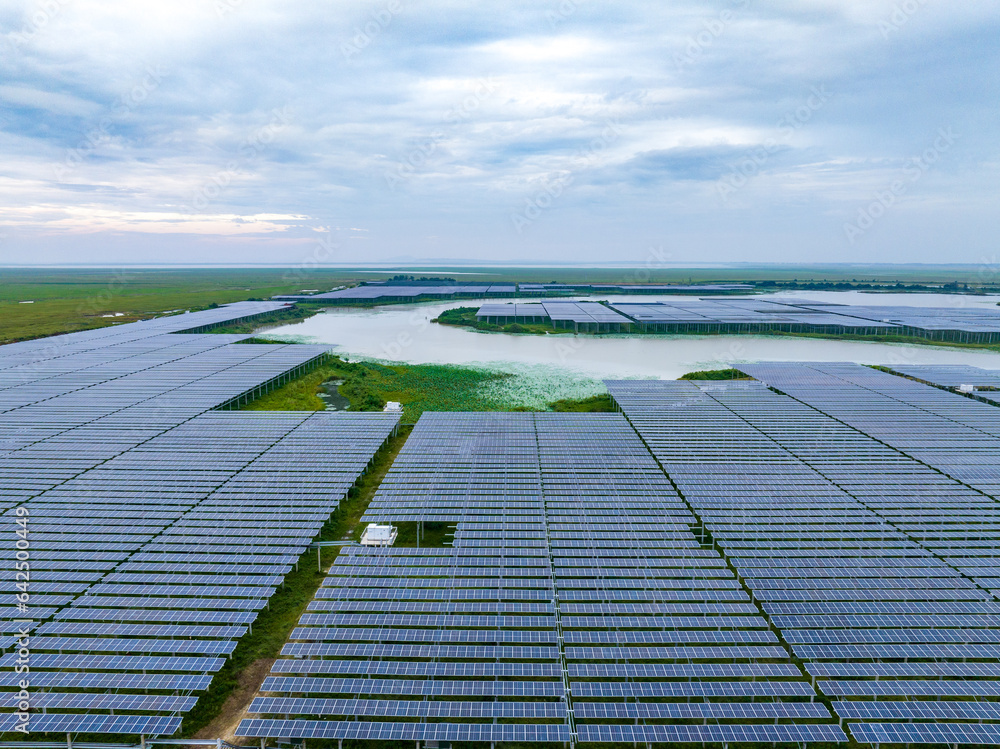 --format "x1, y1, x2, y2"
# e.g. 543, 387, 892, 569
0, 713, 183, 736
849, 723, 1000, 746
576, 702, 832, 719
571, 681, 816, 697
247, 698, 566, 718
576, 724, 847, 744
235, 720, 571, 742
259, 677, 564, 697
